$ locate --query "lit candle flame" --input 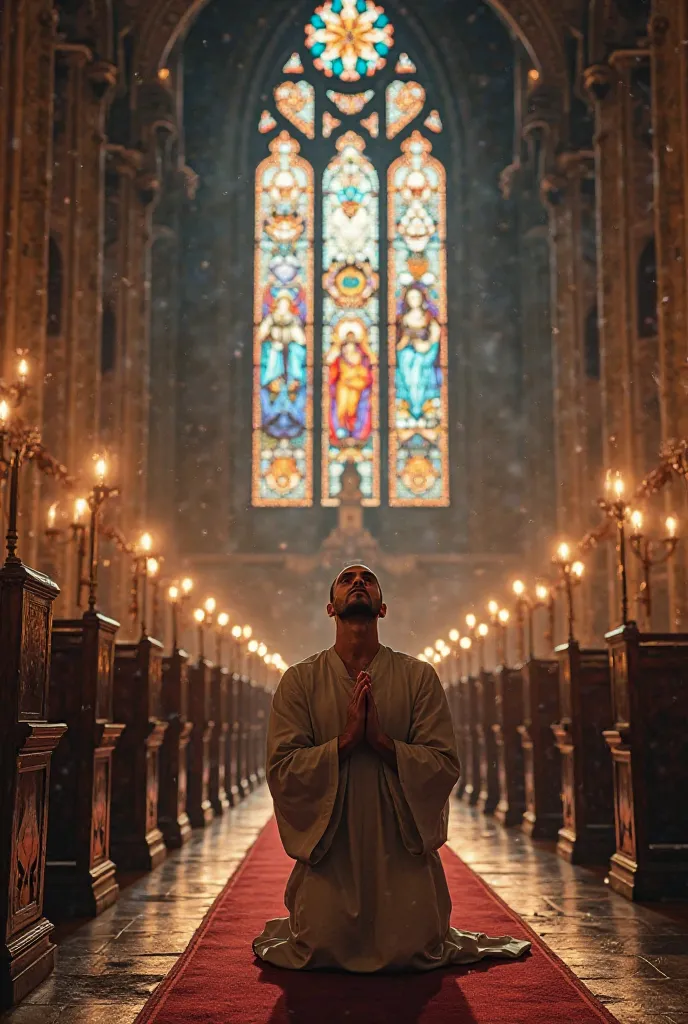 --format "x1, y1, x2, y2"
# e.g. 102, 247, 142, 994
168, 585, 179, 602
0, 399, 9, 424
231, 625, 242, 639
435, 639, 444, 651
613, 475, 625, 499
248, 639, 259, 653
536, 584, 549, 602
487, 599, 499, 616
448, 628, 460, 643
424, 646, 434, 659
47, 503, 57, 528
557, 542, 570, 562
181, 577, 193, 595
18, 358, 28, 380
465, 613, 477, 630
74, 497, 88, 523
512, 579, 525, 597
572, 561, 585, 579
666, 516, 678, 539
477, 623, 489, 638
630, 509, 643, 534
146, 557, 159, 577
139, 532, 153, 553
498, 608, 510, 624
193, 608, 205, 624
204, 597, 216, 615
217, 612, 230, 628
459, 636, 472, 650
243, 625, 253, 639
258, 642, 267, 658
